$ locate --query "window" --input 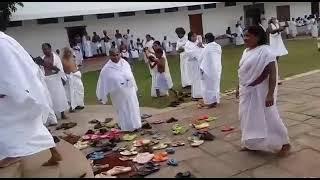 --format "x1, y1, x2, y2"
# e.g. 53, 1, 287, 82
145, 9, 161, 14
97, 13, 115, 19
188, 5, 201, 11
225, 2, 236, 7
164, 7, 179, 13
37, 18, 59, 25
119, 11, 135, 17
7, 21, 22, 27
204, 3, 216, 9
64, 16, 84, 22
